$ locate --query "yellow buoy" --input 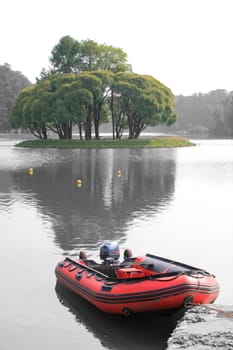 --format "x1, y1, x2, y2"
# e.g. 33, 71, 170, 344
117, 170, 121, 177
28, 167, 33, 175
76, 179, 82, 188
